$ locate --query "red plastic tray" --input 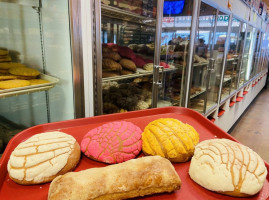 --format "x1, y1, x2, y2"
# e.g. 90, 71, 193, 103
0, 107, 268, 200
